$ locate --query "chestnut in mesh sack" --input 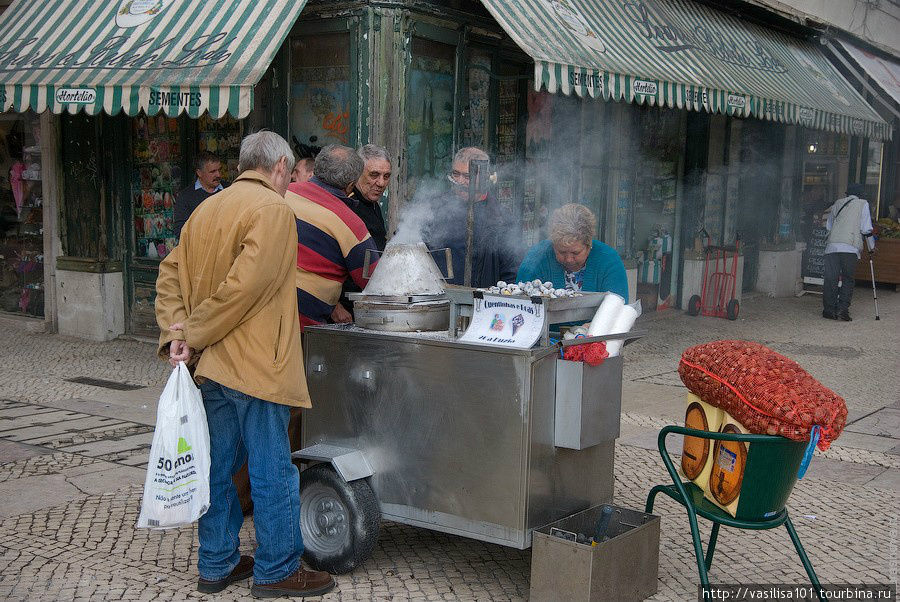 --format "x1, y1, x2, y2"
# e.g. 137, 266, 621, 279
678, 340, 847, 450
